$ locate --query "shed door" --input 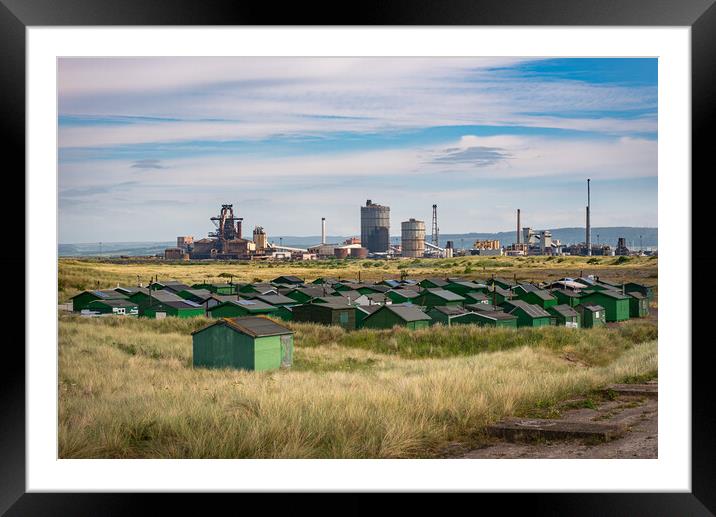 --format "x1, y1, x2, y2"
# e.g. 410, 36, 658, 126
280, 335, 293, 367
